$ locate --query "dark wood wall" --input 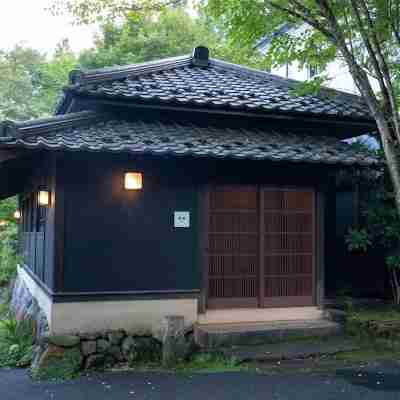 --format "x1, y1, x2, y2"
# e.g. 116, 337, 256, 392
56, 152, 336, 296
60, 153, 200, 293
19, 153, 56, 291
